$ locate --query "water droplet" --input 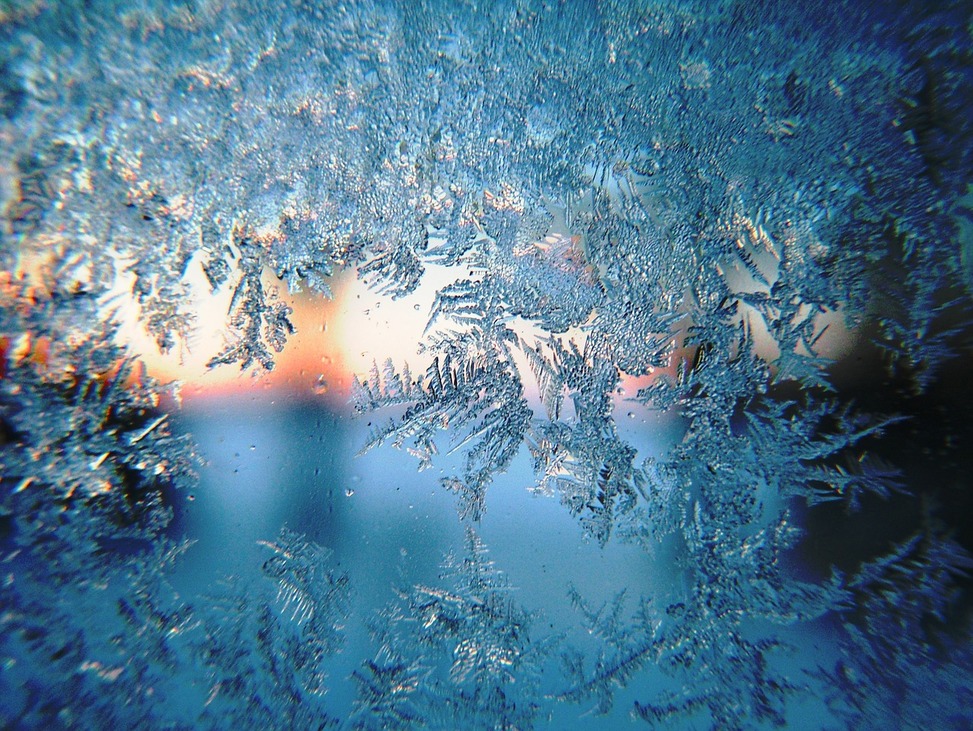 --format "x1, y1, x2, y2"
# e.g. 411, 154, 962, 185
313, 375, 329, 395
345, 488, 355, 497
